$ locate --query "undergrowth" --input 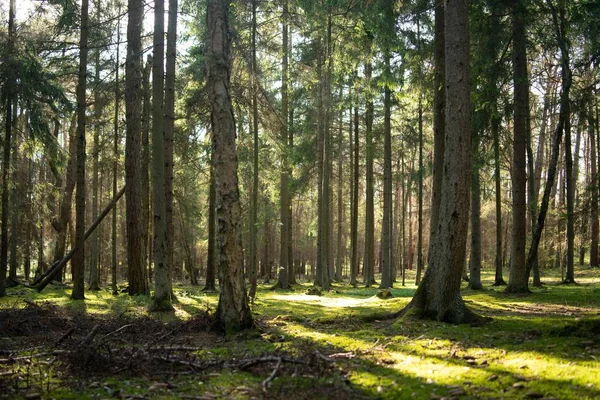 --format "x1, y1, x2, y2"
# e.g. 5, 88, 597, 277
1, 267, 599, 399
